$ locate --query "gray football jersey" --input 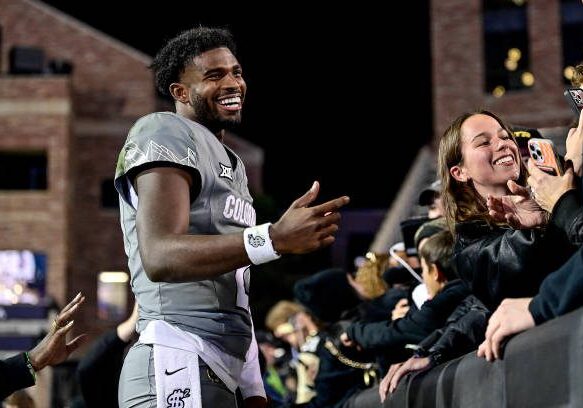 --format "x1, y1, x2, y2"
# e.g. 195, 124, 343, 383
114, 112, 255, 360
